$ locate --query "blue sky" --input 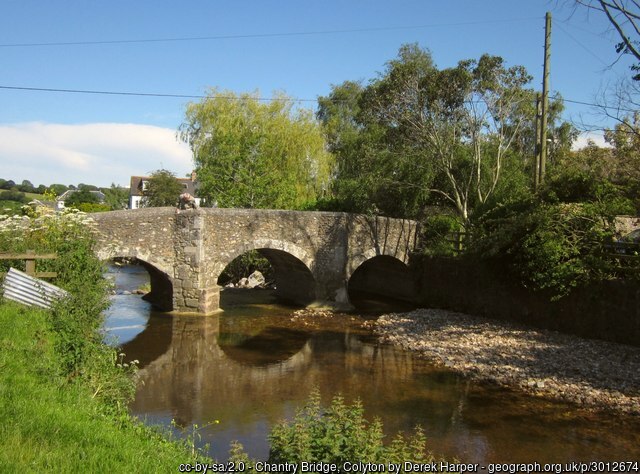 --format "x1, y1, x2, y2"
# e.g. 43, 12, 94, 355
0, 0, 634, 187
